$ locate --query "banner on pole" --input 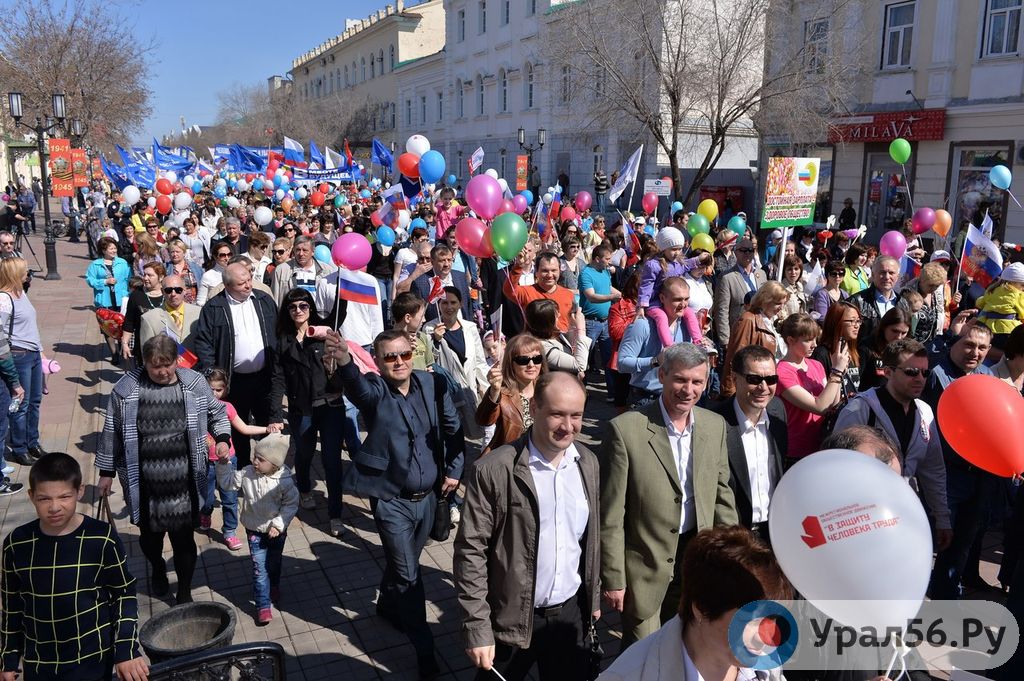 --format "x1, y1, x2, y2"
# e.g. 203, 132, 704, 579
48, 138, 74, 197
643, 179, 672, 196
762, 157, 821, 229
71, 148, 89, 188
91, 157, 103, 180
515, 155, 529, 191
